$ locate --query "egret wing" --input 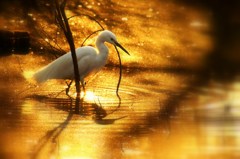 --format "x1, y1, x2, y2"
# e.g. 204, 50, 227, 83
33, 46, 97, 82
